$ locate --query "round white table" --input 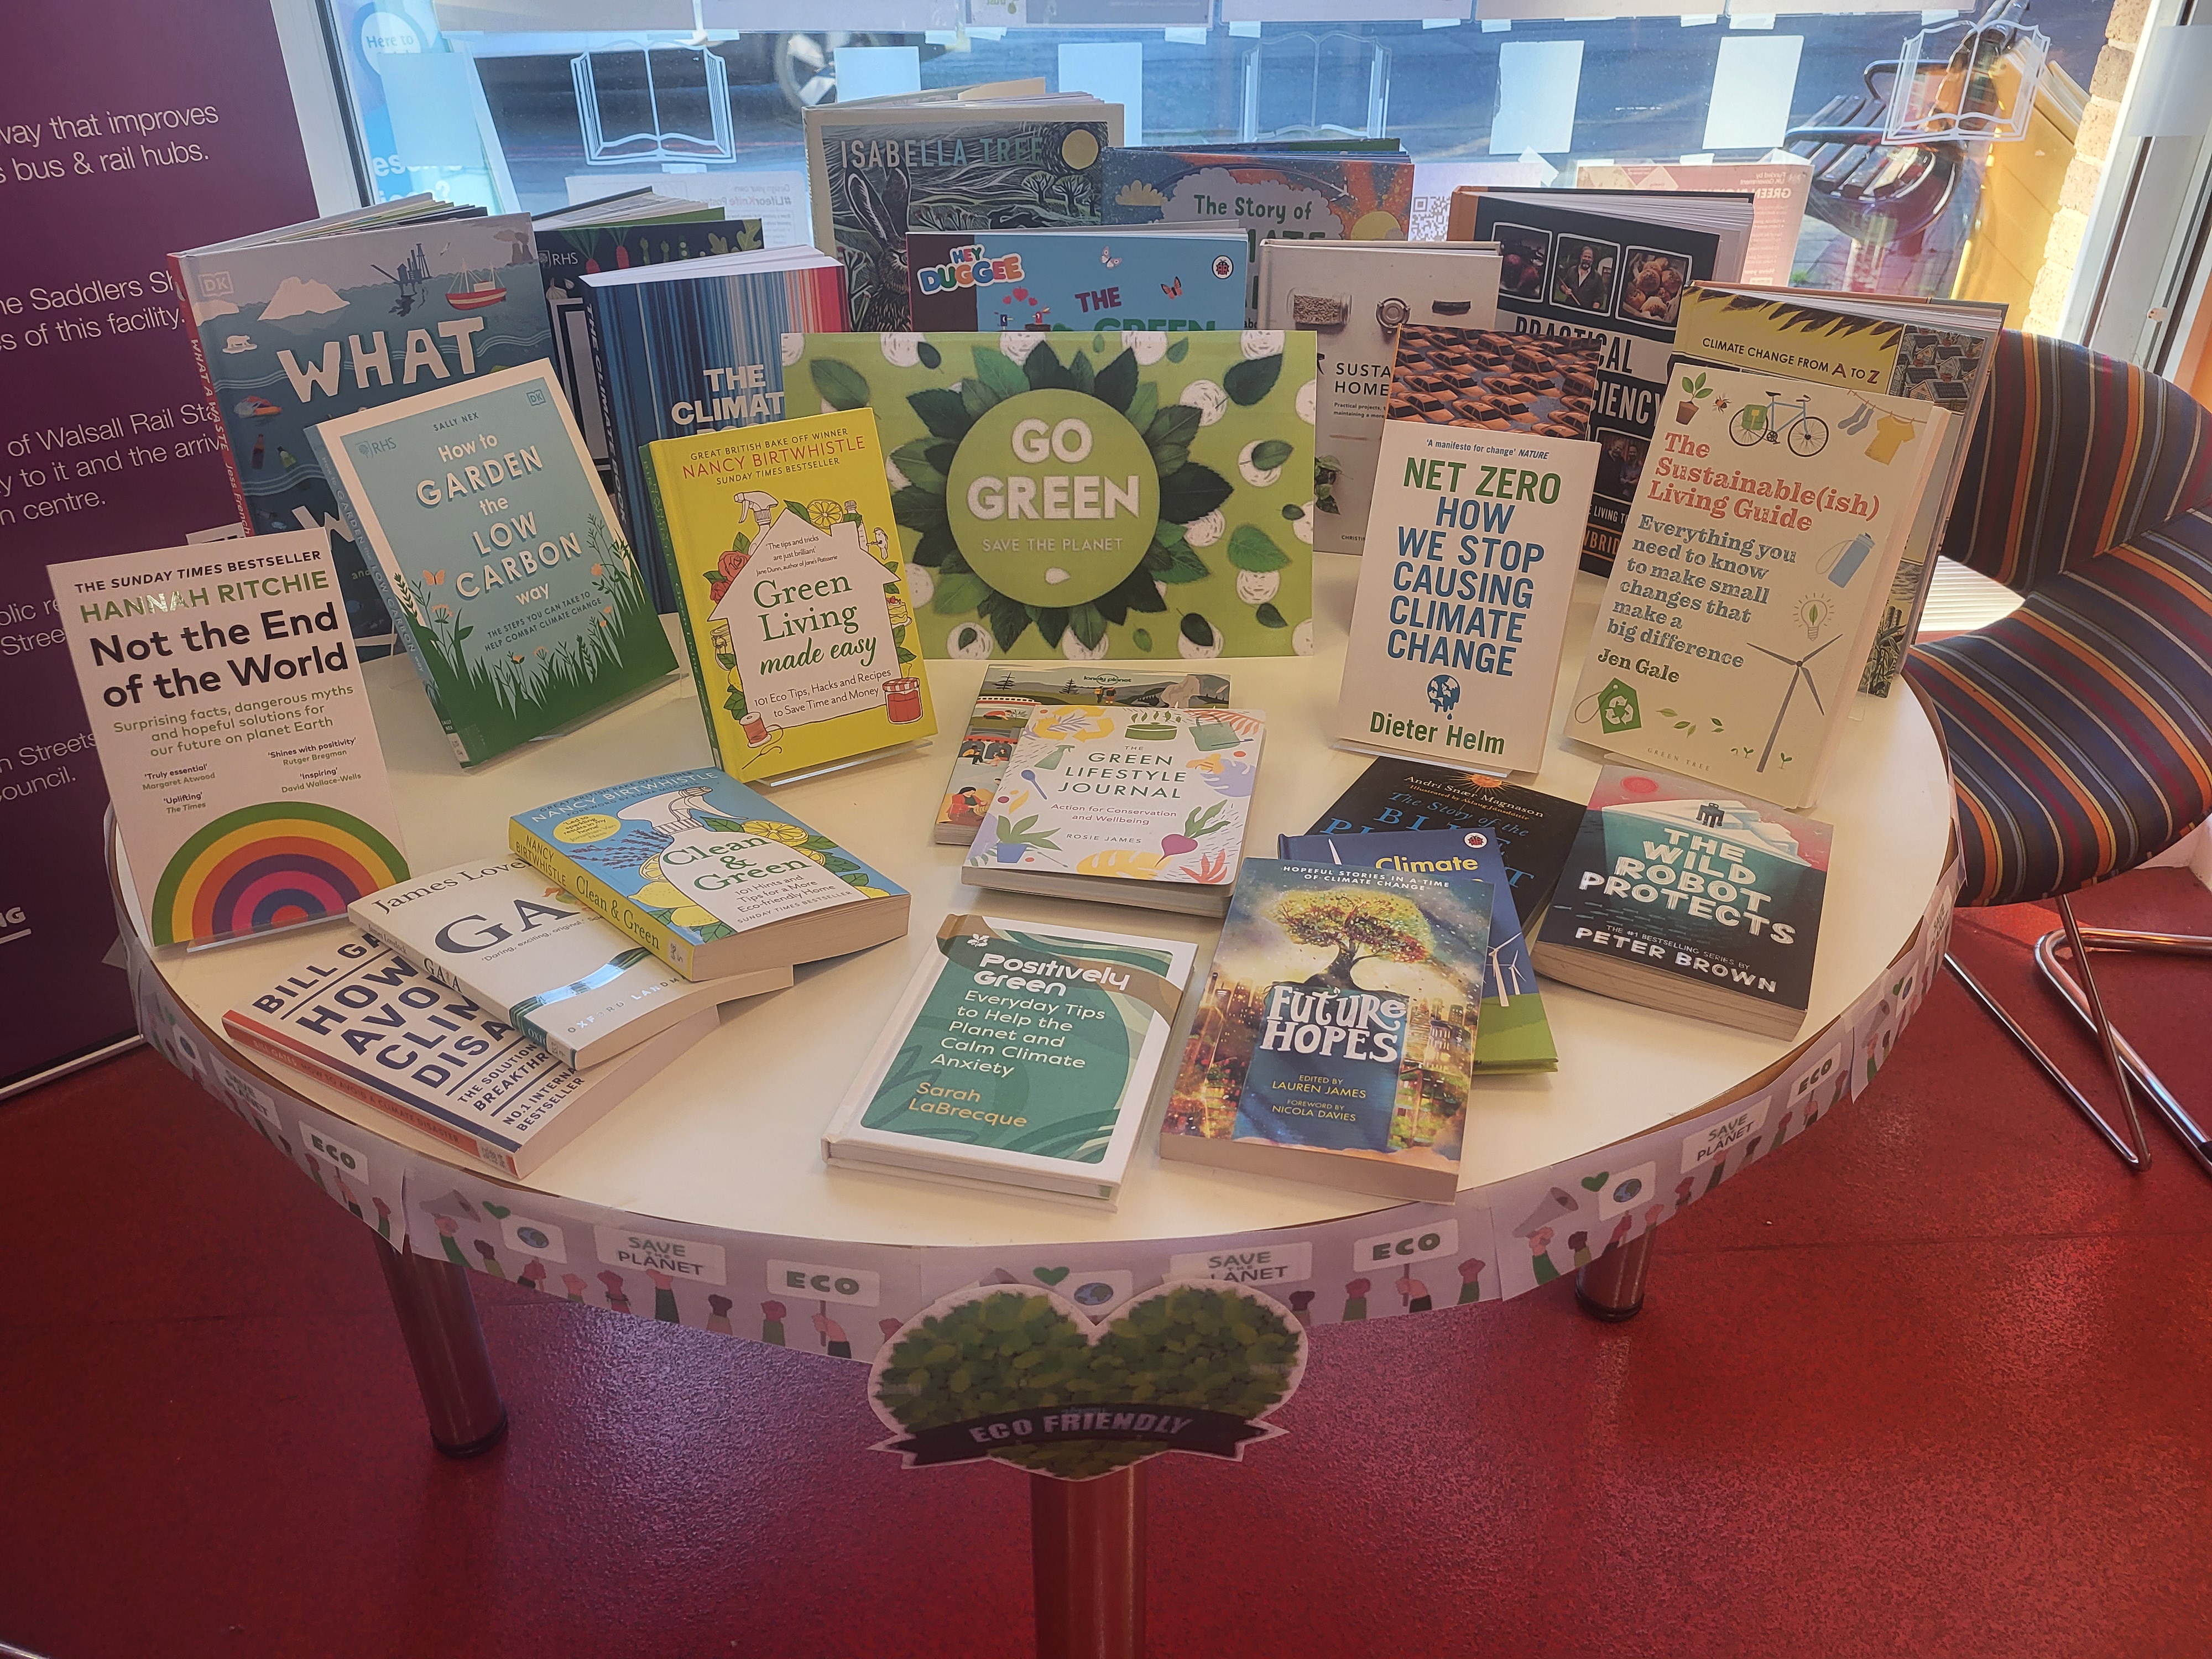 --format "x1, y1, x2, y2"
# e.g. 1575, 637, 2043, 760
123, 551, 1958, 1652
